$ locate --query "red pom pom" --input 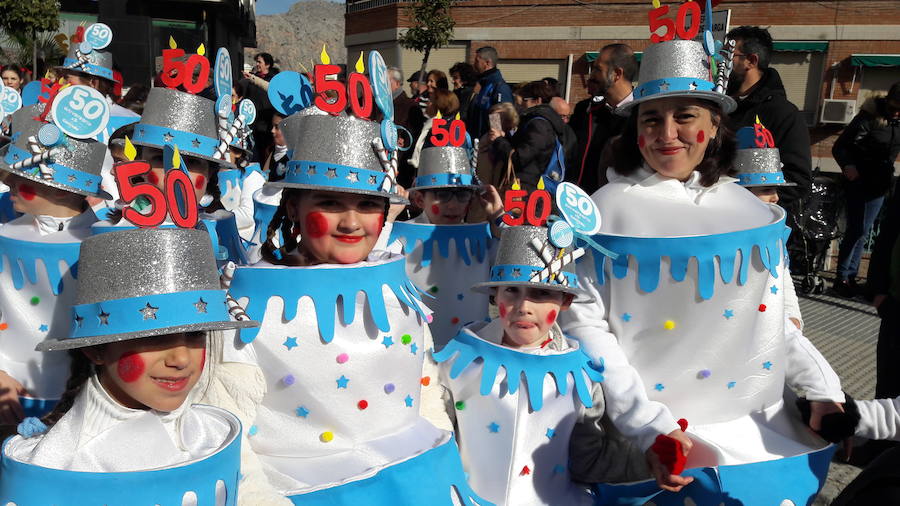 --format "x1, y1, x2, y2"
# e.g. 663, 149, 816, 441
758, 304, 767, 312
651, 434, 687, 475
677, 418, 689, 432
357, 400, 368, 410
